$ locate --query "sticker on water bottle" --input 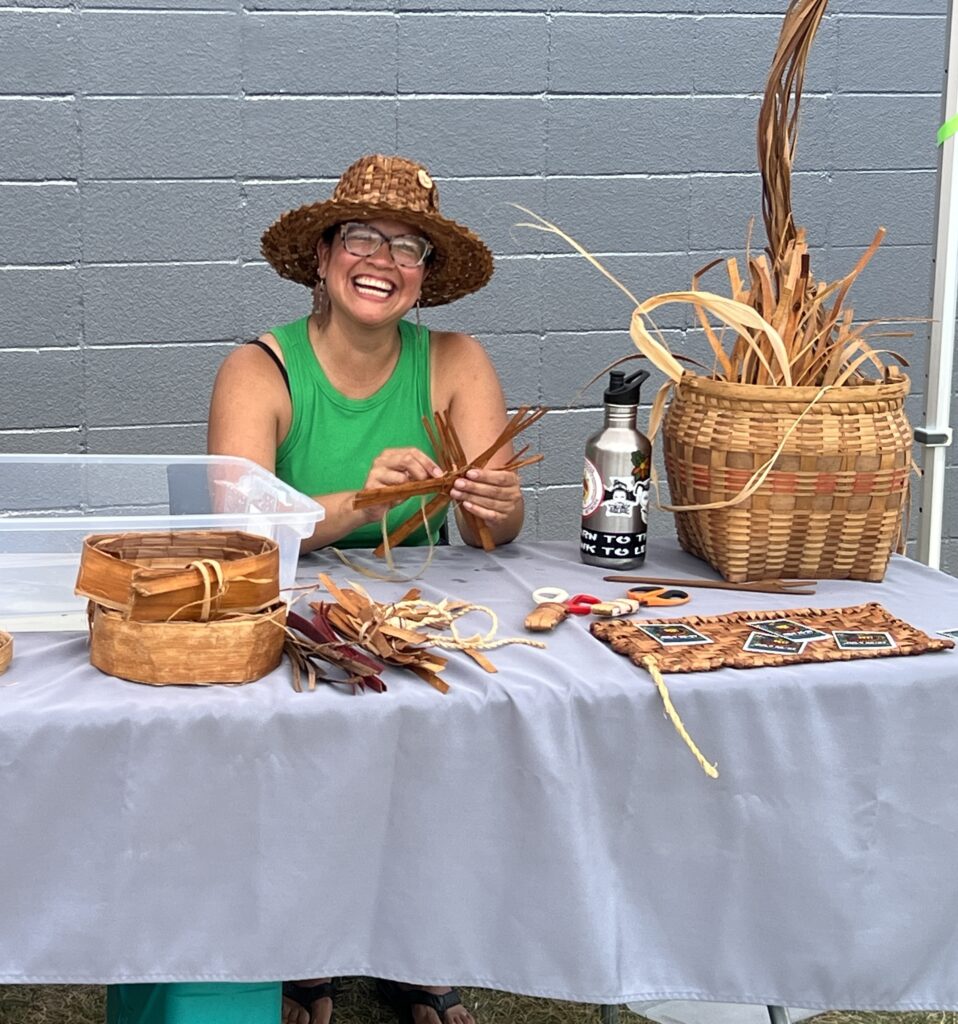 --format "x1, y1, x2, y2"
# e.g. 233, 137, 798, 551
580, 528, 647, 560
582, 458, 603, 516
600, 475, 645, 518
